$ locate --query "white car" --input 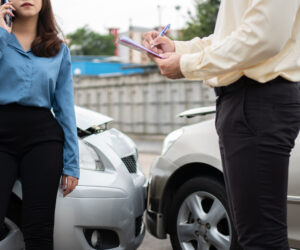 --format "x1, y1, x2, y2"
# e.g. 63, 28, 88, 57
146, 106, 300, 250
1, 106, 147, 250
